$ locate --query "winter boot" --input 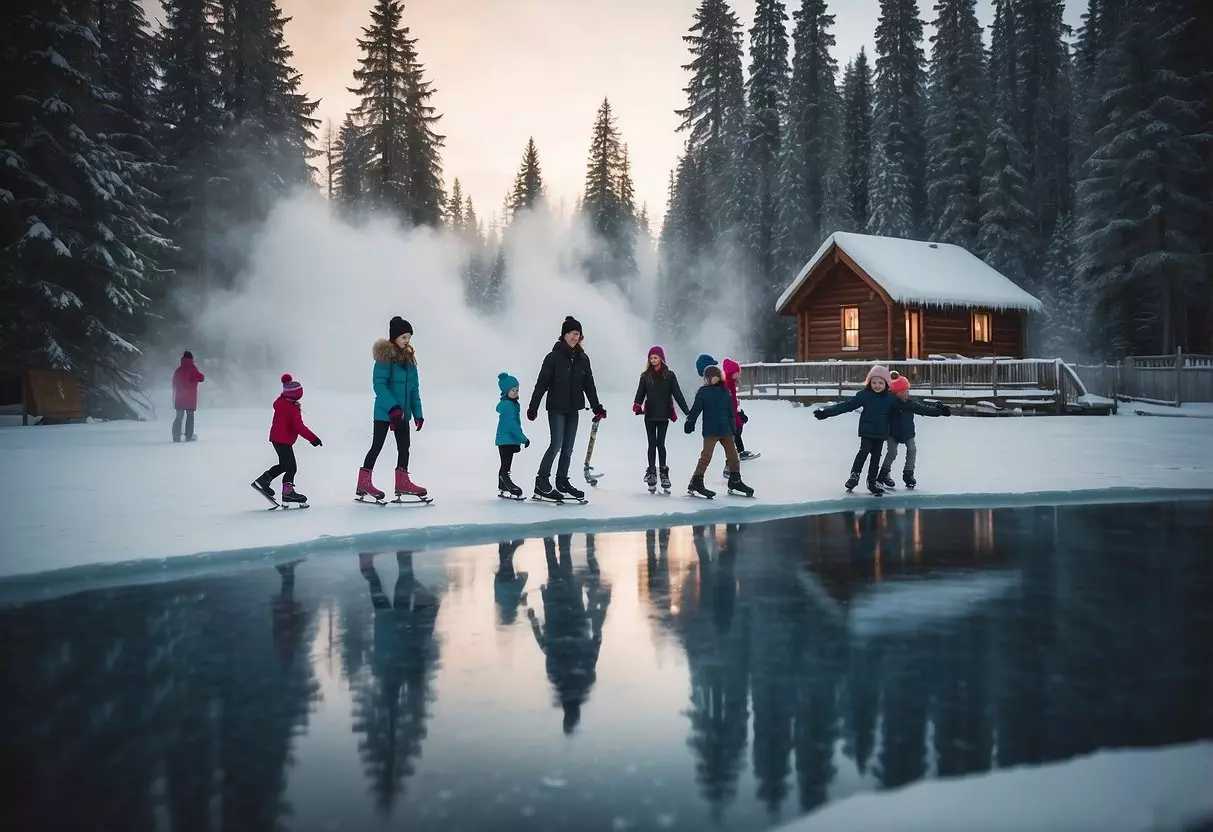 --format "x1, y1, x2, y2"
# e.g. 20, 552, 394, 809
498, 473, 523, 497
395, 468, 428, 497
878, 472, 896, 490
356, 467, 385, 501
866, 478, 885, 496
251, 474, 276, 498
688, 475, 716, 498
281, 482, 308, 504
903, 472, 917, 490
644, 466, 658, 492
845, 471, 861, 492
534, 475, 560, 501
659, 466, 672, 492
727, 471, 754, 497
556, 477, 585, 501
